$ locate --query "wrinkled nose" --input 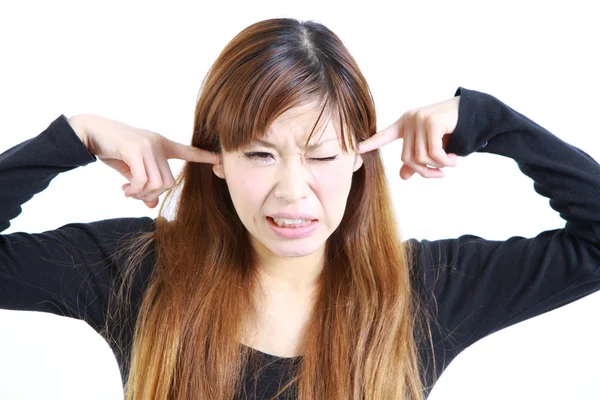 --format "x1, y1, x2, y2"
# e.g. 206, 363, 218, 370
273, 157, 312, 203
